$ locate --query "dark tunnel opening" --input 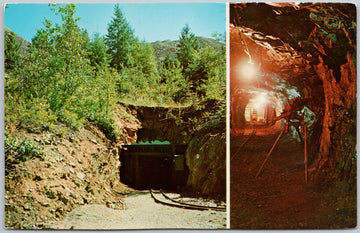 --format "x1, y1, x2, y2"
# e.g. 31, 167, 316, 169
119, 140, 189, 191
